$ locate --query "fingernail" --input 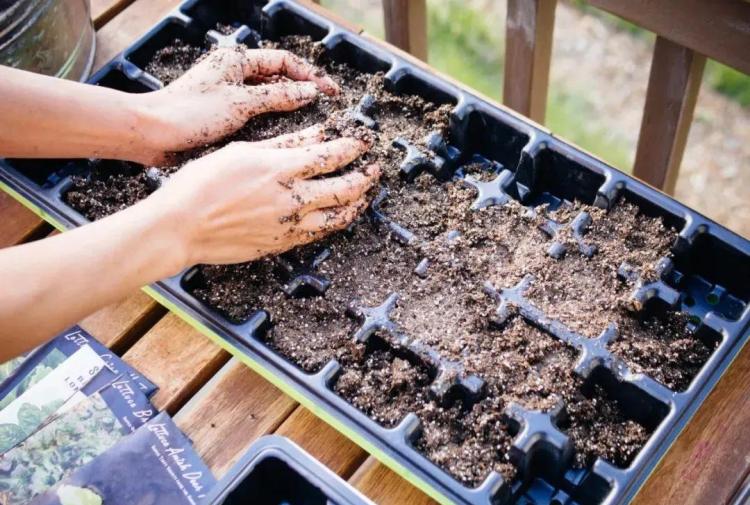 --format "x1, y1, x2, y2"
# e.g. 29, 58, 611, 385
324, 77, 340, 95
298, 81, 320, 97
